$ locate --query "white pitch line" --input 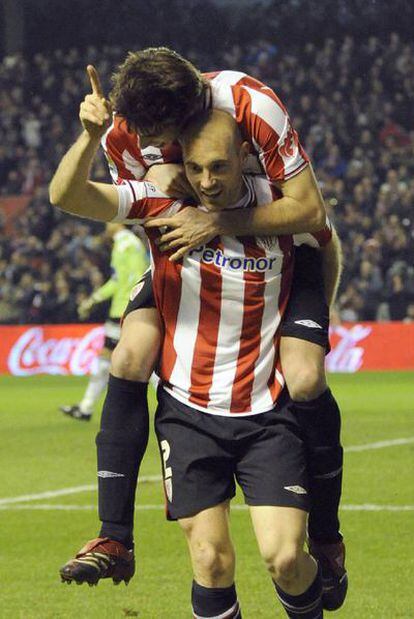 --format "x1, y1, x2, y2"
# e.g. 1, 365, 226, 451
344, 437, 414, 452
0, 503, 413, 512
1, 437, 413, 507
0, 484, 96, 506
0, 475, 161, 506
